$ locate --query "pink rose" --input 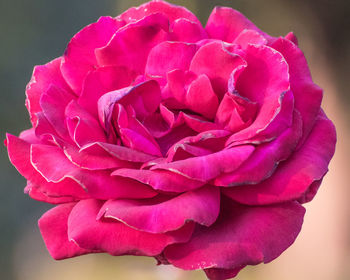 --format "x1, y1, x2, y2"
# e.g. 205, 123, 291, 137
6, 1, 336, 279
